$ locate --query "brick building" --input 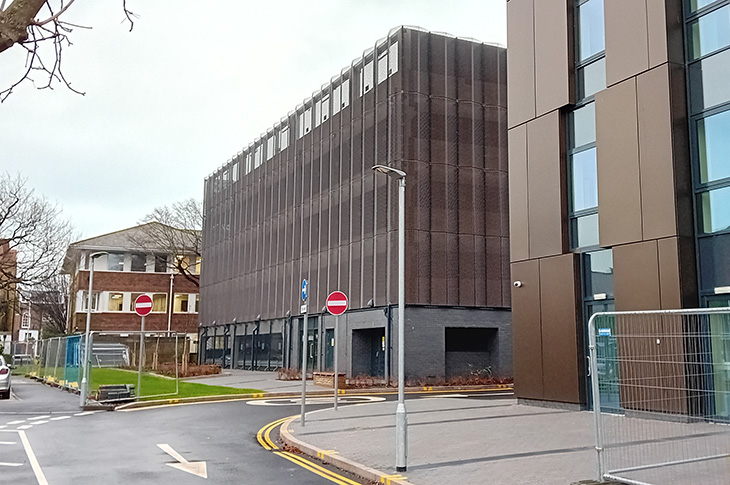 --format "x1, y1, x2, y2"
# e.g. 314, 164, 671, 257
64, 224, 200, 336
